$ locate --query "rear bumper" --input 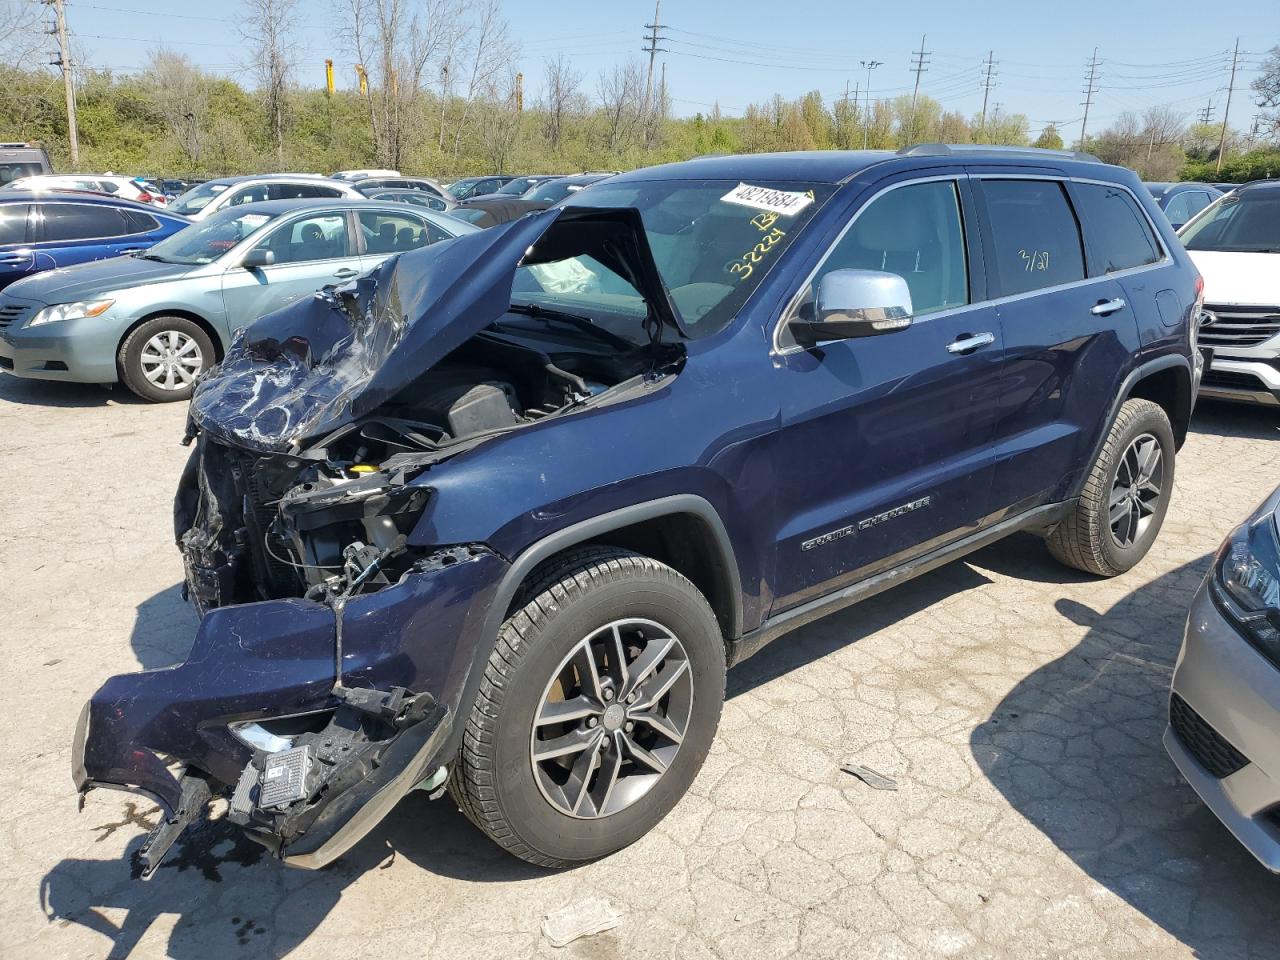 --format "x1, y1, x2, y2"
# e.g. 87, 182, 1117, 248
72, 548, 507, 867
1166, 578, 1280, 872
